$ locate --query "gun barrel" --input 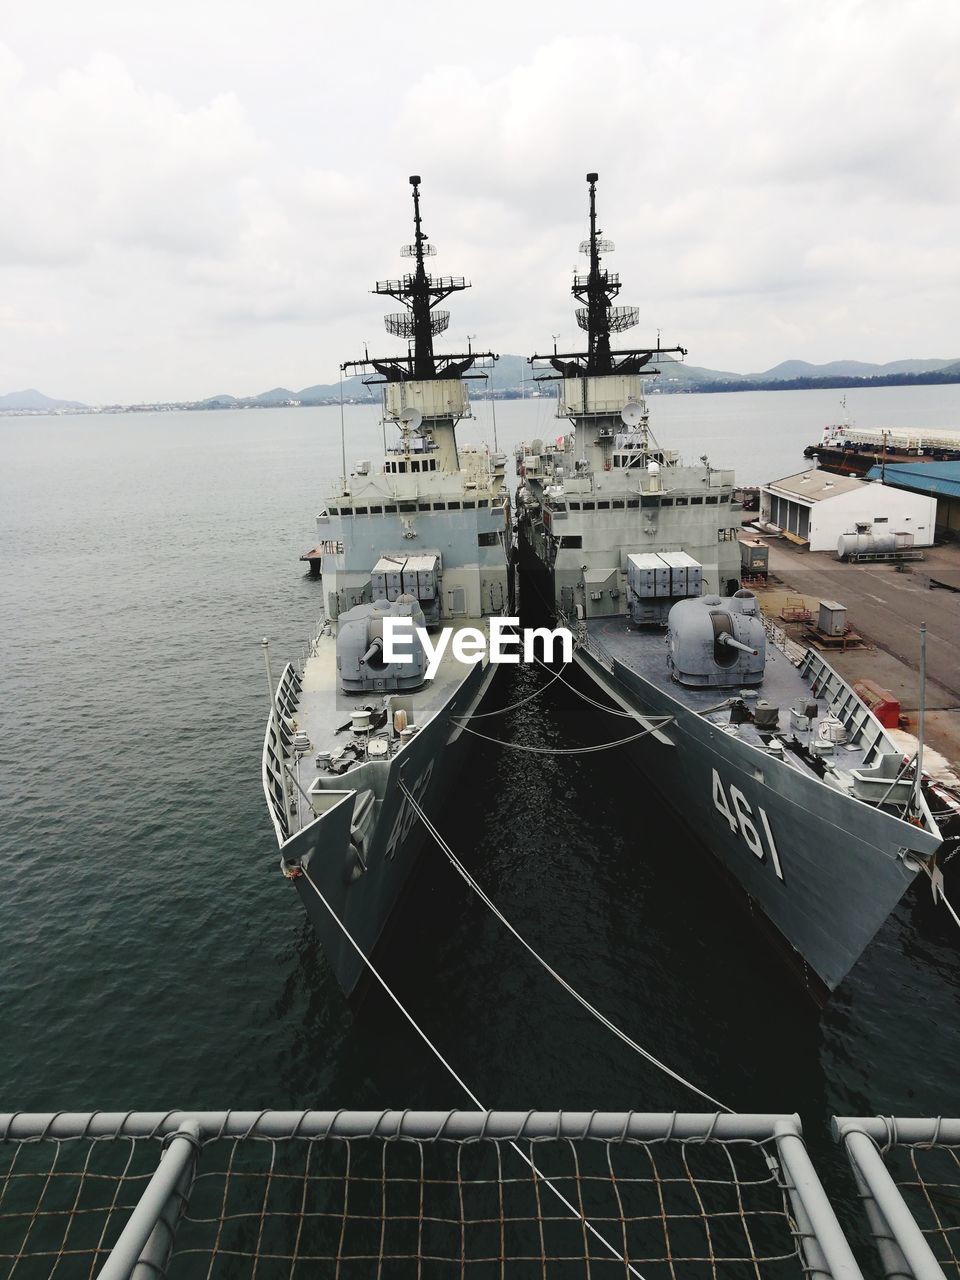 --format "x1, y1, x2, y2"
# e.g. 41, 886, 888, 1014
718, 633, 758, 656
